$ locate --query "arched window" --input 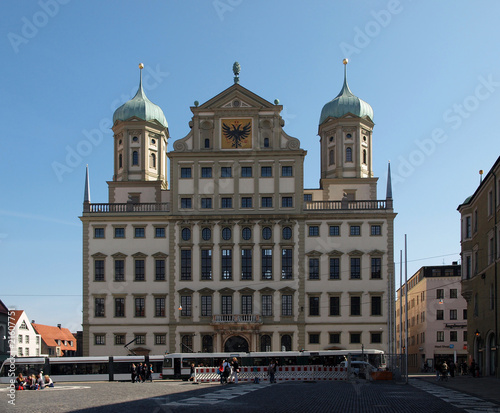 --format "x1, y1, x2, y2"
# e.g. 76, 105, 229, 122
260, 334, 272, 352
264, 137, 269, 148
281, 334, 292, 351
181, 335, 193, 353
132, 151, 139, 166
204, 138, 210, 149
118, 154, 122, 169
329, 149, 335, 165
345, 147, 352, 162
363, 149, 367, 165
202, 335, 213, 353
150, 153, 156, 168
